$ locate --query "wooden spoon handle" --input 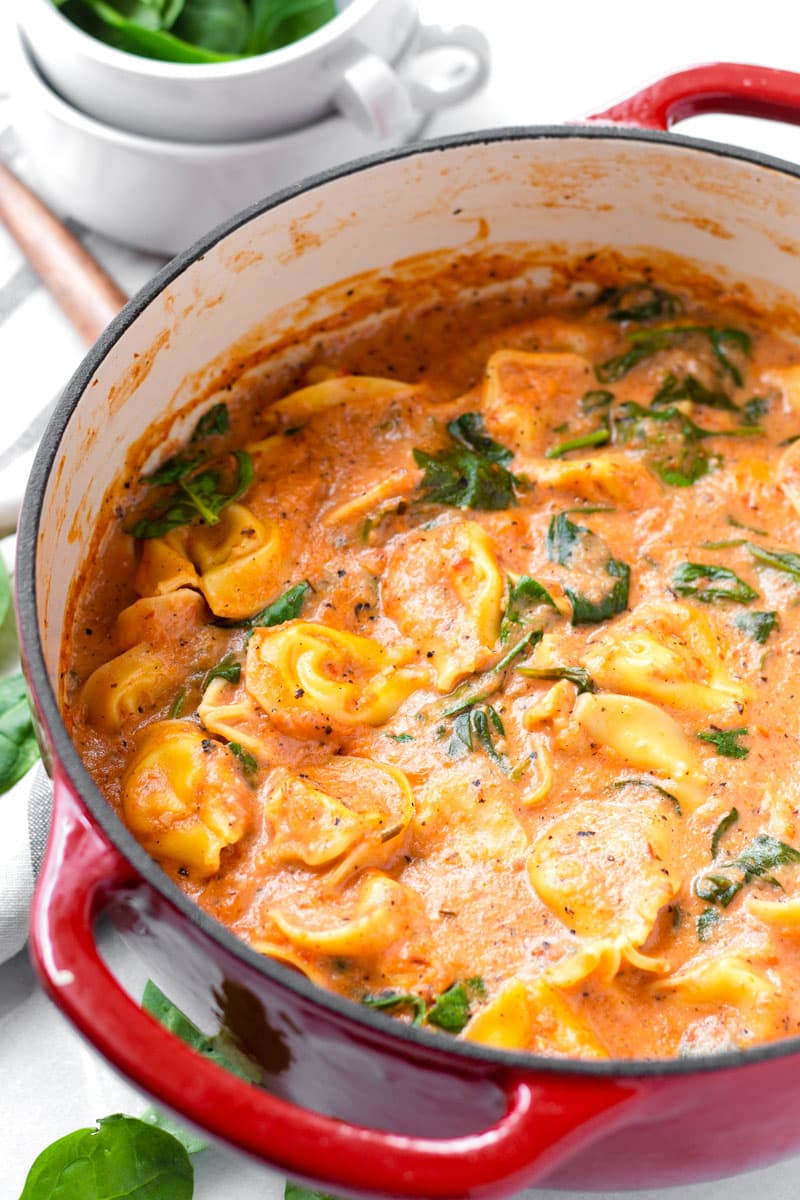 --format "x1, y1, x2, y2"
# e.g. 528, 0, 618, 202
0, 161, 127, 345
